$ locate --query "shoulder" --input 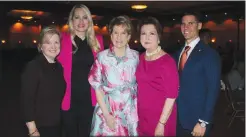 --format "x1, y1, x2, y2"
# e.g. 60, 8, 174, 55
22, 55, 42, 74
160, 54, 178, 69
97, 49, 109, 59
95, 34, 103, 40
61, 32, 72, 44
202, 44, 220, 59
56, 61, 64, 70
129, 49, 139, 57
